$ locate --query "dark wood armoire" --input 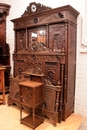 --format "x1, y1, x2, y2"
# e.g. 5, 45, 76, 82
8, 2, 79, 125
0, 3, 11, 92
